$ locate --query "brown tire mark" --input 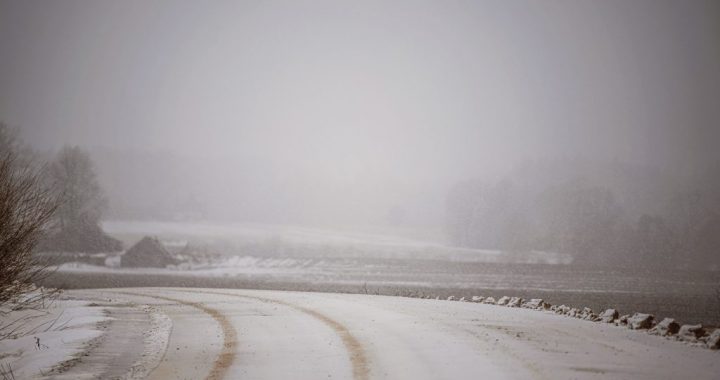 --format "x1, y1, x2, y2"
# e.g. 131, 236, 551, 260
181, 289, 370, 380
114, 291, 237, 380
